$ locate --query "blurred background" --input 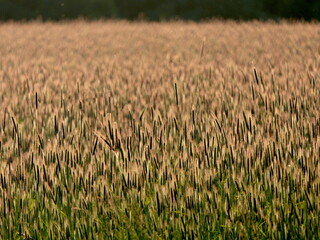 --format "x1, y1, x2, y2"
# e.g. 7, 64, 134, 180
0, 0, 319, 21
